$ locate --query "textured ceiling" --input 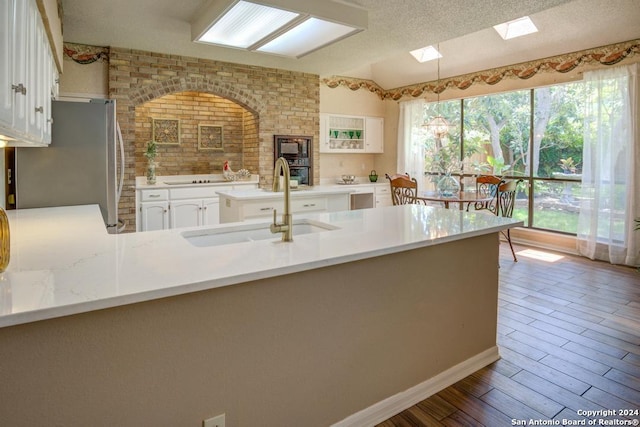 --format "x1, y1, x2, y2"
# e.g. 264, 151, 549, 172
61, 0, 640, 89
